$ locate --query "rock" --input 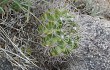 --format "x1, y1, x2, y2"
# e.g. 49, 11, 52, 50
76, 0, 110, 20
0, 56, 13, 70
62, 14, 110, 70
